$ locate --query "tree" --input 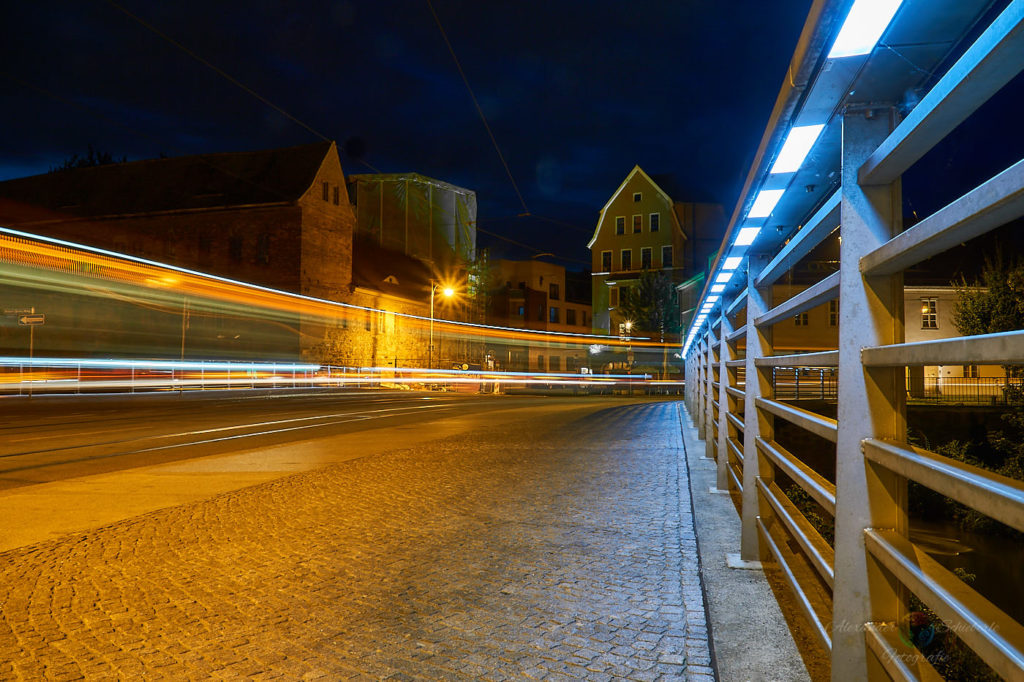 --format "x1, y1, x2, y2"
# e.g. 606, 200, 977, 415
51, 145, 126, 172
953, 253, 1024, 378
616, 269, 681, 339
